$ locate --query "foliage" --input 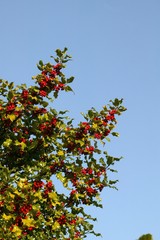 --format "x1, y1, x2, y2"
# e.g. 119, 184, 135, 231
138, 234, 153, 240
0, 48, 126, 239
